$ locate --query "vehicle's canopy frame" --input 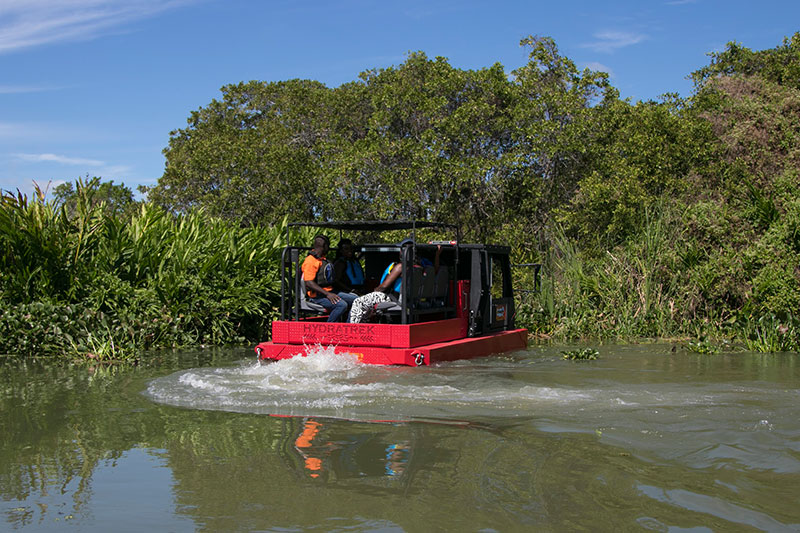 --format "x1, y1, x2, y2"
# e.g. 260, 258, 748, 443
279, 220, 461, 323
